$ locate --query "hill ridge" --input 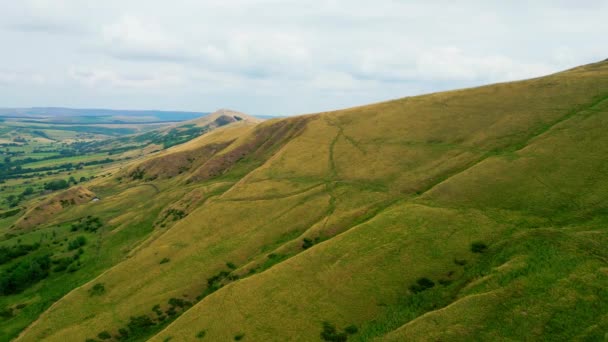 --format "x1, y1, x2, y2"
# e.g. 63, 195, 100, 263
9, 60, 608, 341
